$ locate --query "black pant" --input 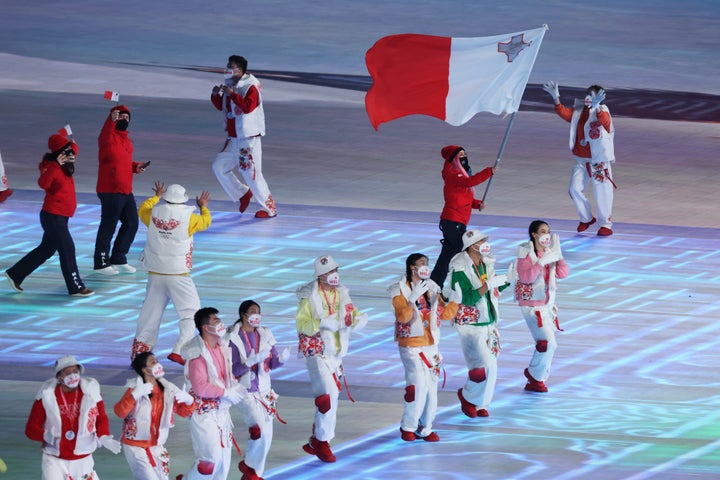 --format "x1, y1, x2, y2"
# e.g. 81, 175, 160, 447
7, 210, 86, 294
430, 219, 467, 288
94, 192, 139, 269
